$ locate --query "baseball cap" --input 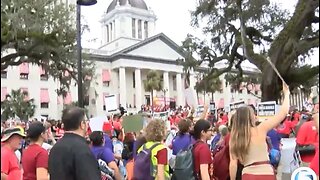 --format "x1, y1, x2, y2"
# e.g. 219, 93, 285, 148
26, 121, 46, 139
1, 126, 26, 142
